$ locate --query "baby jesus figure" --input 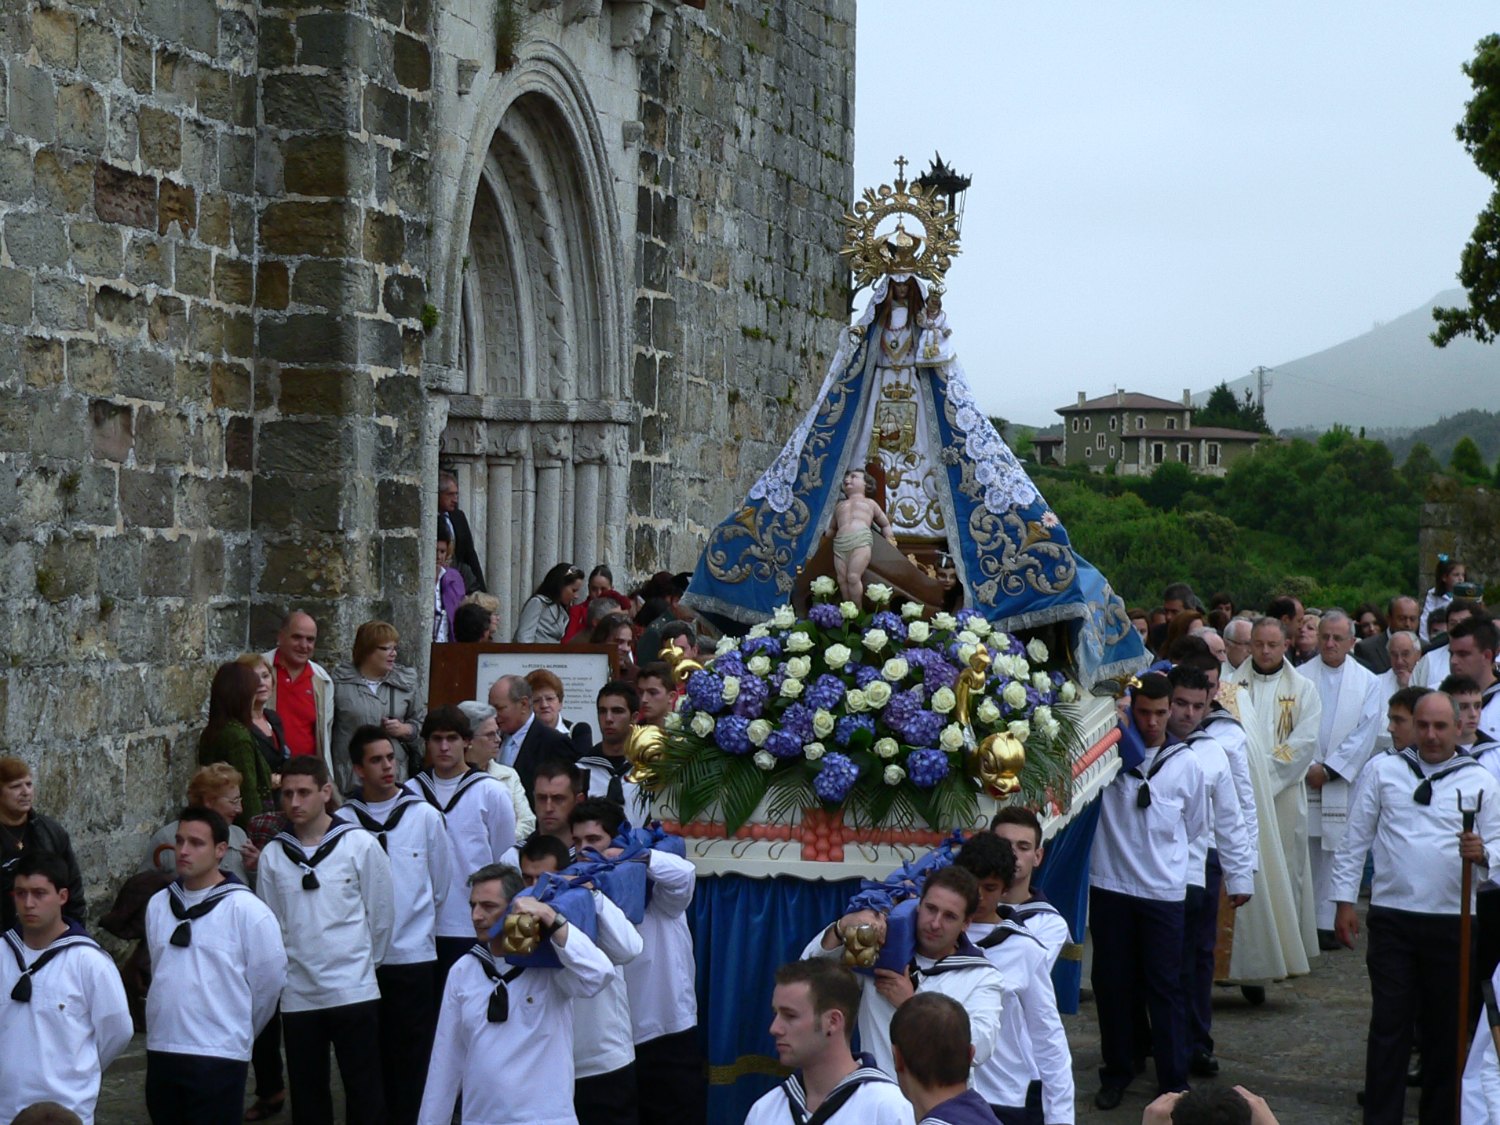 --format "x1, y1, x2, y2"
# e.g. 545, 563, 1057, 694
831, 468, 897, 605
